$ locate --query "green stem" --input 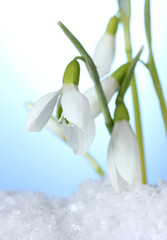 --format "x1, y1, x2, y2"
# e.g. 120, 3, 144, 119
118, 1, 147, 184
58, 21, 113, 133
144, 0, 152, 52
85, 153, 105, 177
125, 39, 146, 184
74, 56, 86, 62
148, 53, 167, 132
144, 0, 167, 132
117, 46, 143, 103
131, 78, 146, 184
